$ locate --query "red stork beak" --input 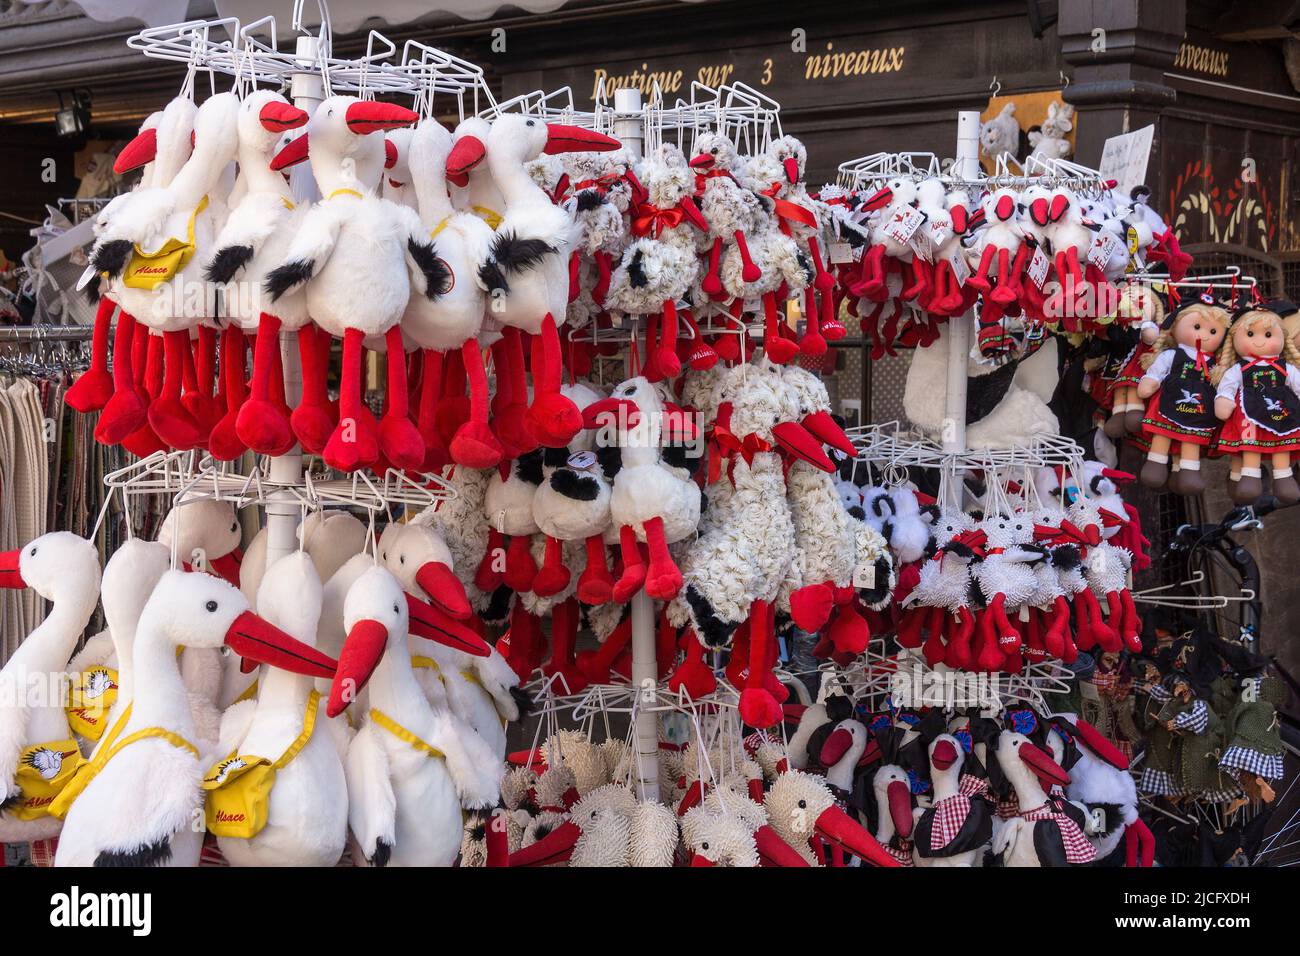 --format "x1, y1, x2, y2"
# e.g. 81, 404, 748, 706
931, 739, 959, 771
887, 779, 914, 839
950, 204, 969, 234
507, 748, 549, 771
676, 779, 705, 816
508, 820, 581, 866
688, 152, 716, 170
259, 101, 308, 133
1018, 741, 1071, 787
814, 804, 901, 867
582, 396, 641, 430
270, 133, 309, 171
345, 100, 419, 135
414, 561, 472, 621
209, 548, 243, 589
801, 409, 856, 457
225, 611, 337, 681
384, 138, 398, 170
862, 186, 893, 212
783, 157, 801, 184
772, 421, 834, 472
678, 195, 709, 231
995, 194, 1016, 221
819, 727, 855, 767
1030, 197, 1051, 227
1069, 718, 1130, 770
1048, 193, 1070, 223
446, 134, 486, 181
326, 619, 388, 718
405, 594, 489, 657
858, 737, 882, 767
543, 124, 620, 155
114, 127, 158, 174
0, 549, 26, 589
754, 825, 811, 867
